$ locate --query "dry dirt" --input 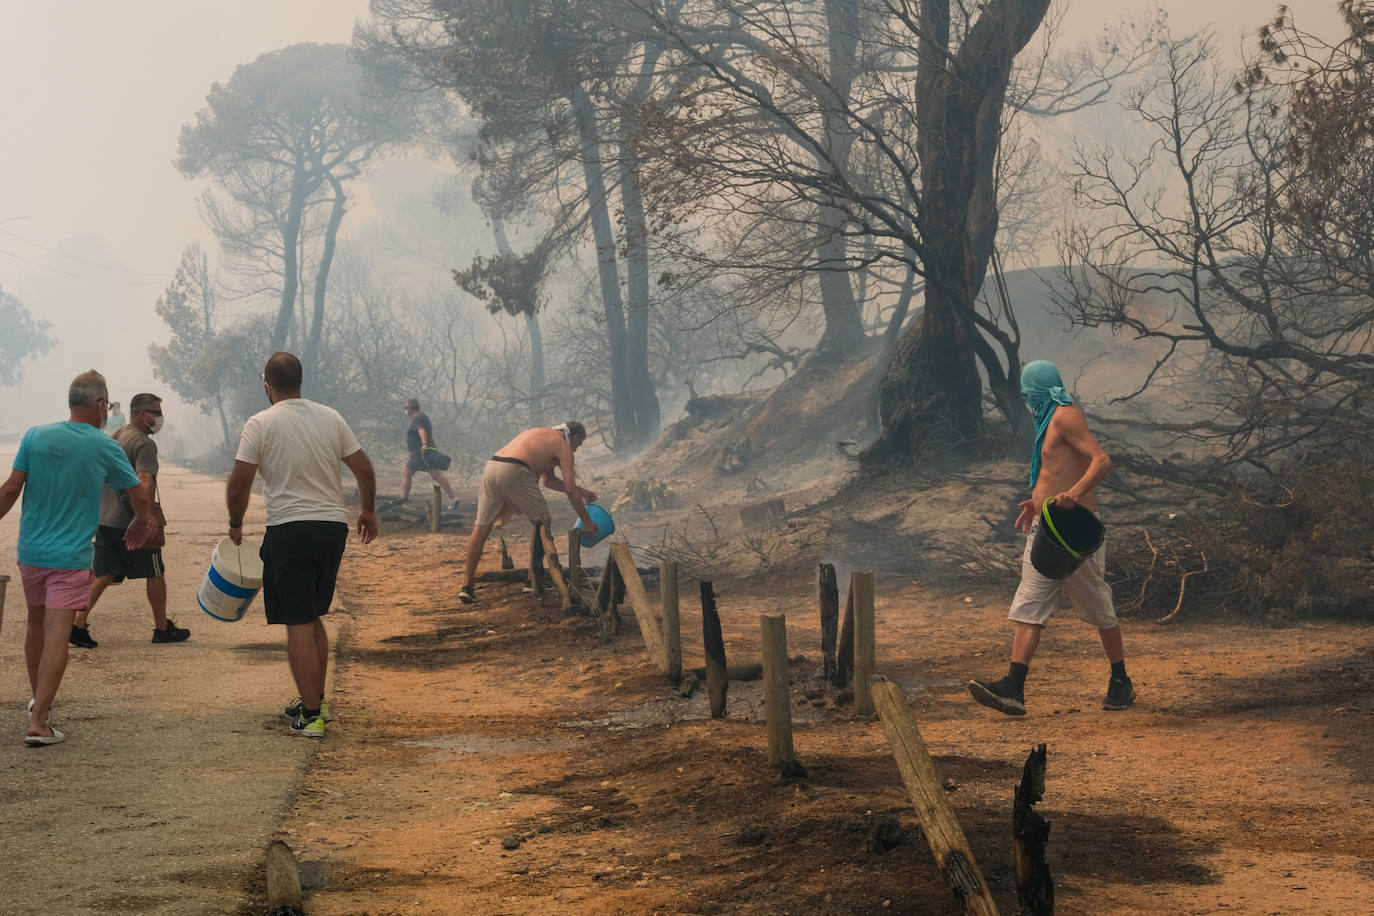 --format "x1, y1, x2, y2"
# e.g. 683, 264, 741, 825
3, 453, 1374, 915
